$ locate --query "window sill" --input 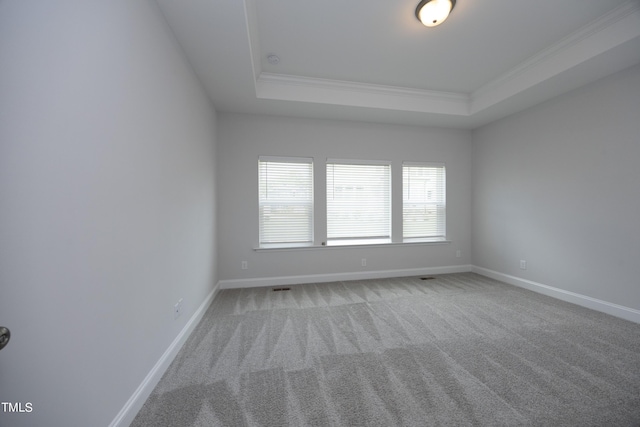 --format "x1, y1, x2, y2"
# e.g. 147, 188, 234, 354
255, 239, 450, 252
